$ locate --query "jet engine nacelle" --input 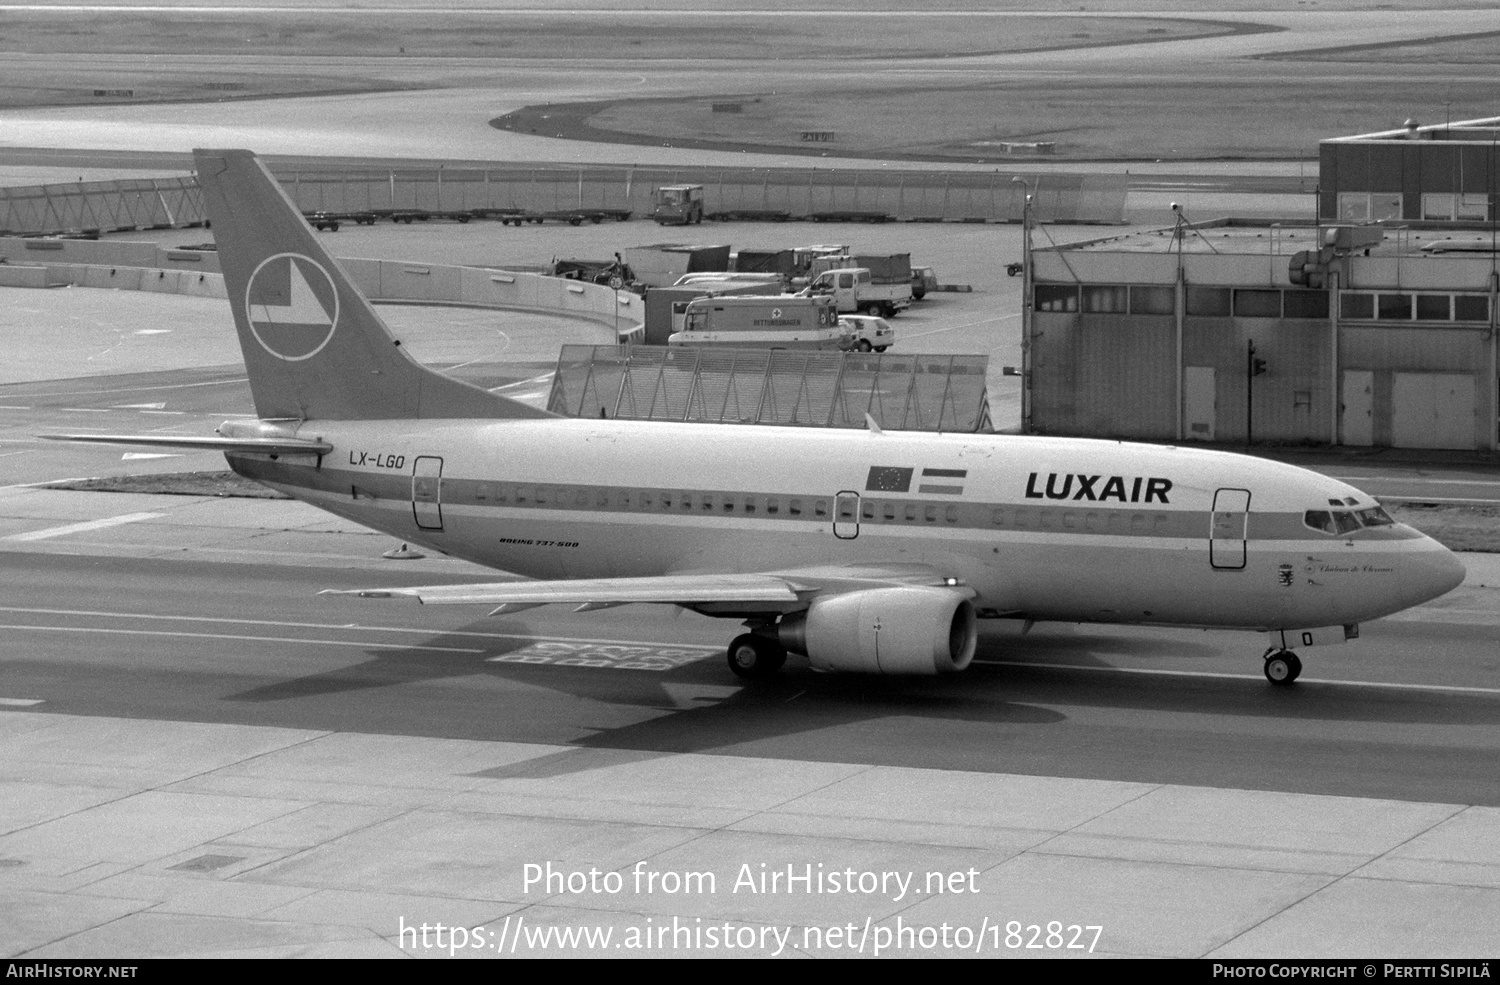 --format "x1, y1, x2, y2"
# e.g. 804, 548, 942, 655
779, 587, 977, 675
